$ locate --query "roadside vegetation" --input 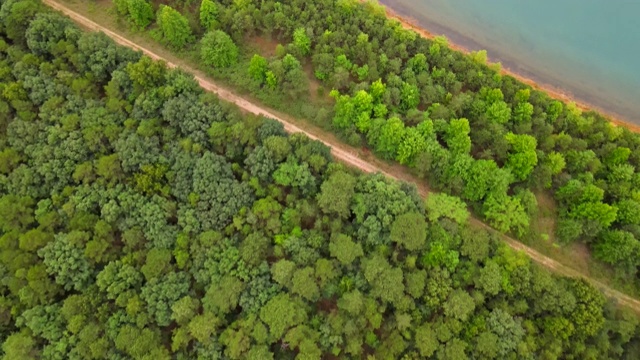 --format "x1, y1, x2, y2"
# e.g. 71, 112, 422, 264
1, 1, 640, 359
